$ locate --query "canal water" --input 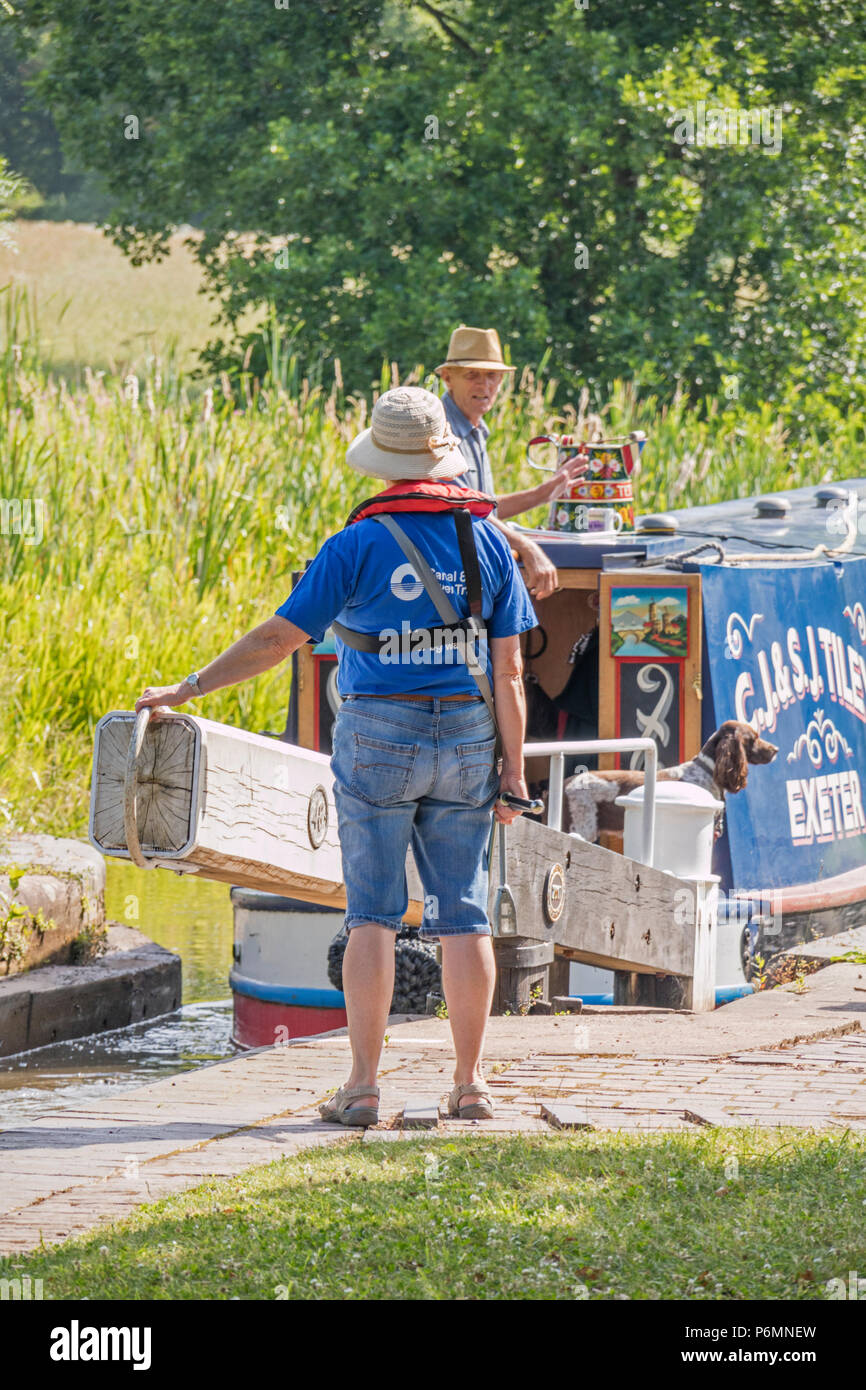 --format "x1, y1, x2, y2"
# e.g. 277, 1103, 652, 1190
0, 862, 238, 1128
102, 860, 234, 1004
